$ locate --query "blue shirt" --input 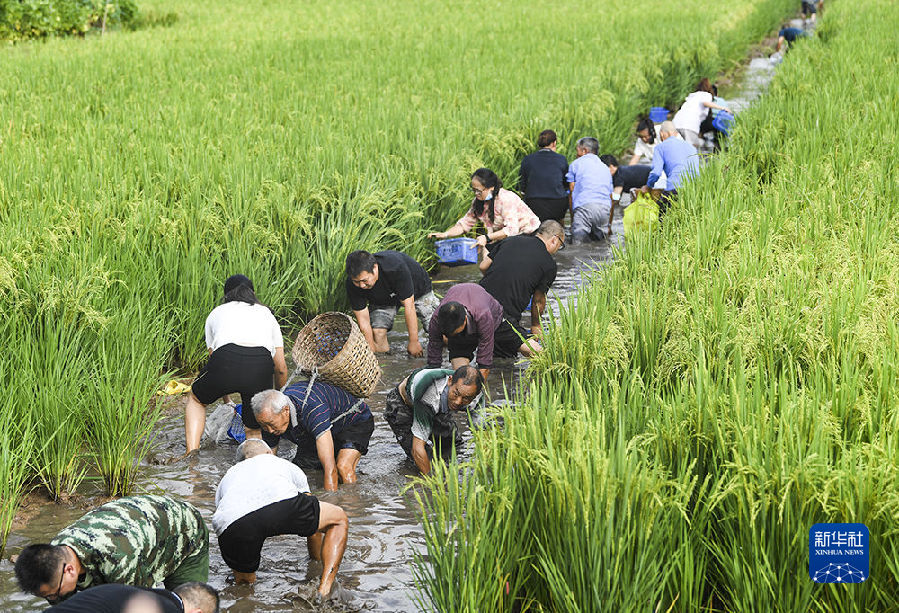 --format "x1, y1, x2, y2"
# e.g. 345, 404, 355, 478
283, 381, 372, 440
565, 153, 613, 209
647, 137, 700, 191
